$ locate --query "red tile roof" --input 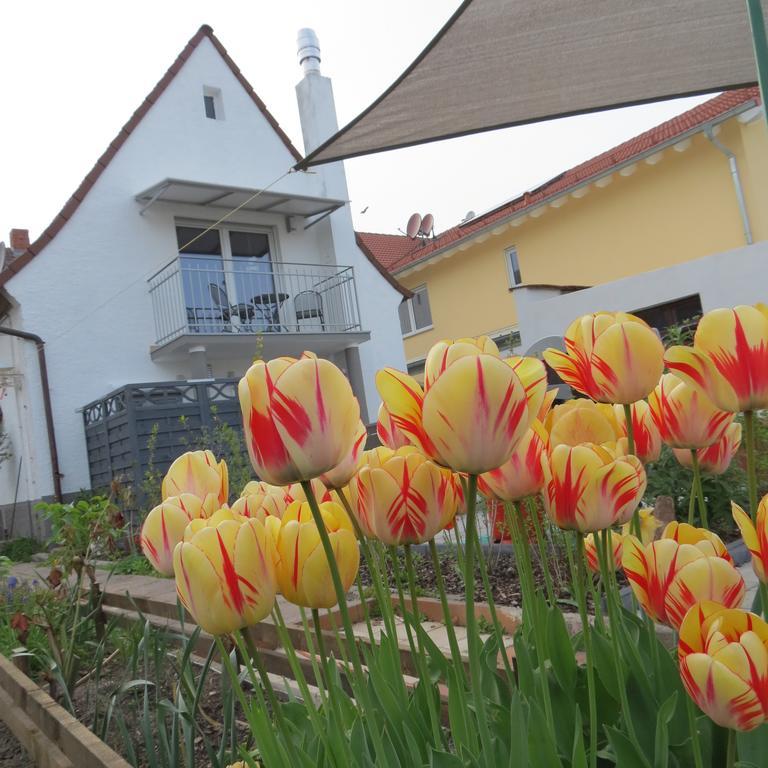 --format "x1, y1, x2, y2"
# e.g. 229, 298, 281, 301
0, 26, 301, 287
360, 87, 760, 275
